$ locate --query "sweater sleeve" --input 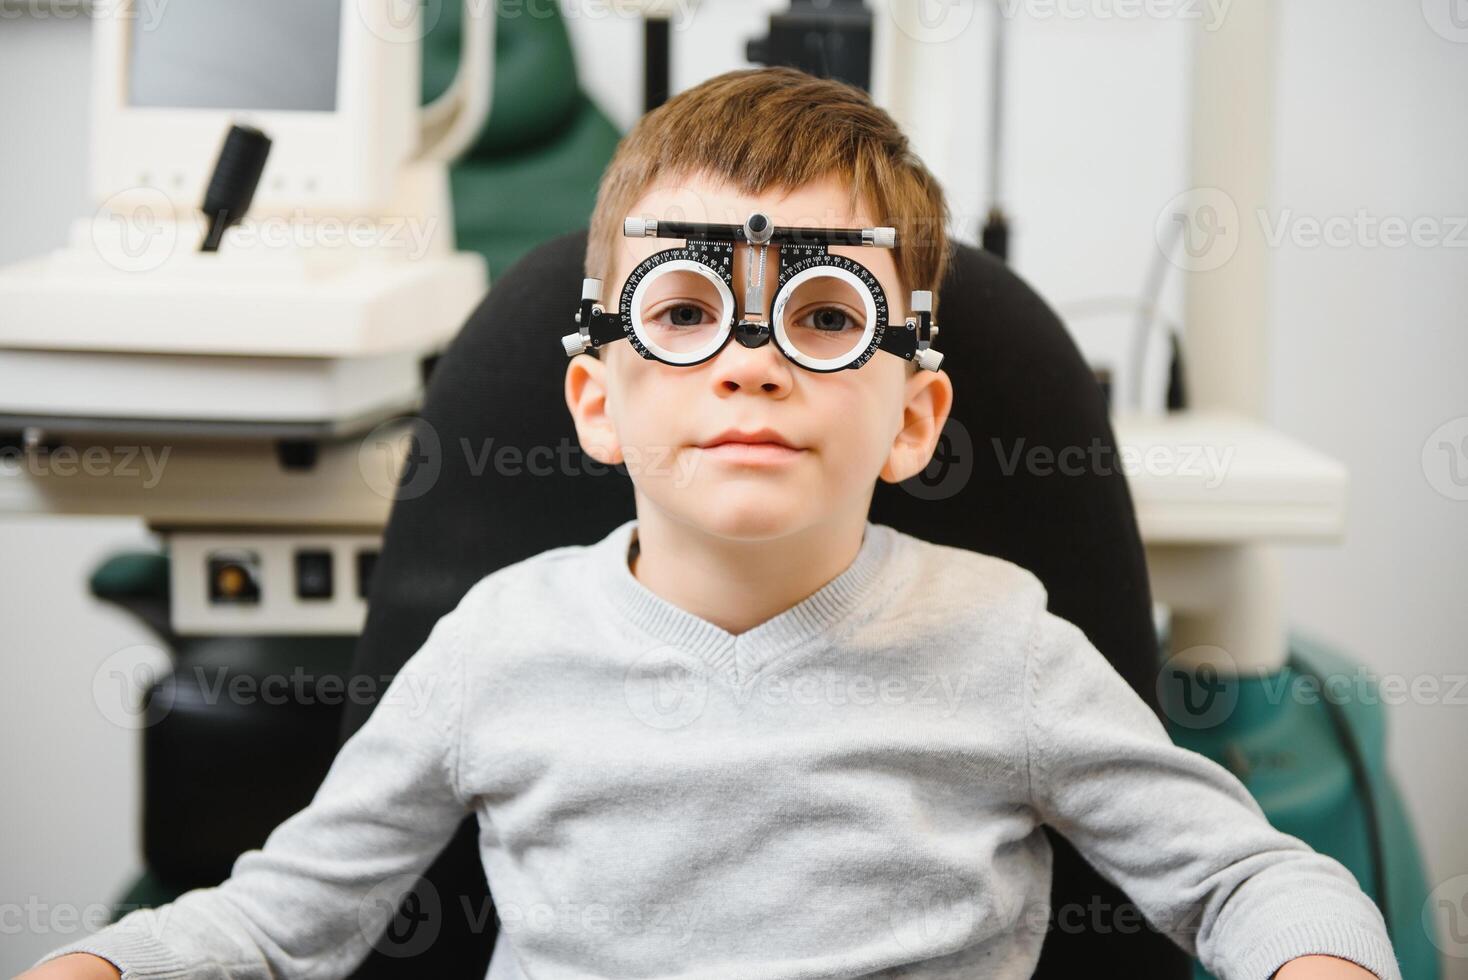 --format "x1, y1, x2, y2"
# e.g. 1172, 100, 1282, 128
31, 608, 472, 980
1023, 609, 1403, 980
